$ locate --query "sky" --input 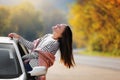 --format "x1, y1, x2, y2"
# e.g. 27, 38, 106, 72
0, 0, 76, 32
0, 0, 75, 11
